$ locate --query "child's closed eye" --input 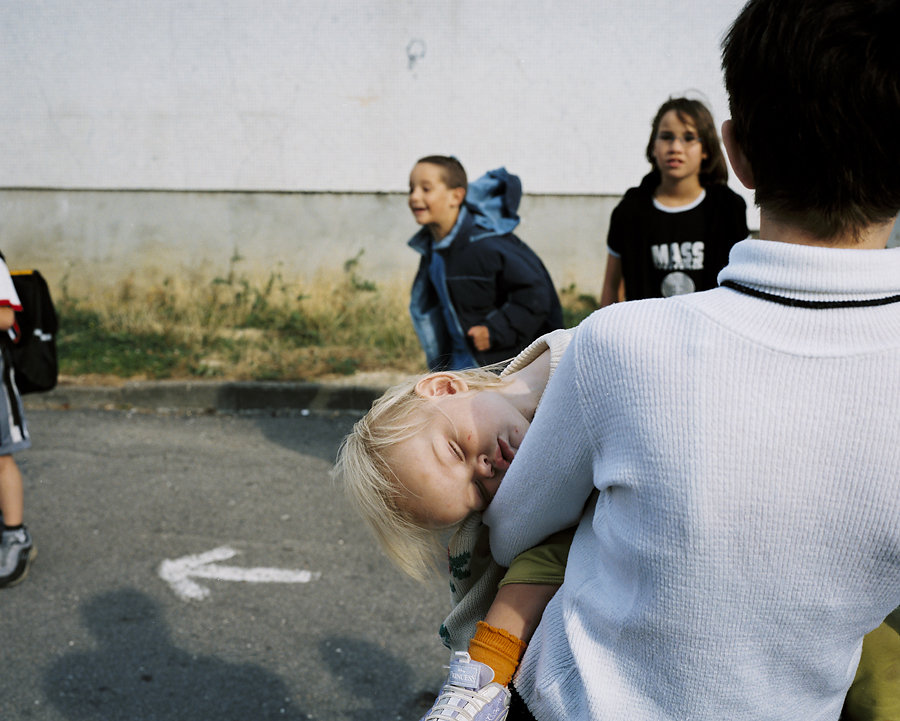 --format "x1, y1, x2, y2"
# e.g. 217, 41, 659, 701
449, 441, 464, 462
